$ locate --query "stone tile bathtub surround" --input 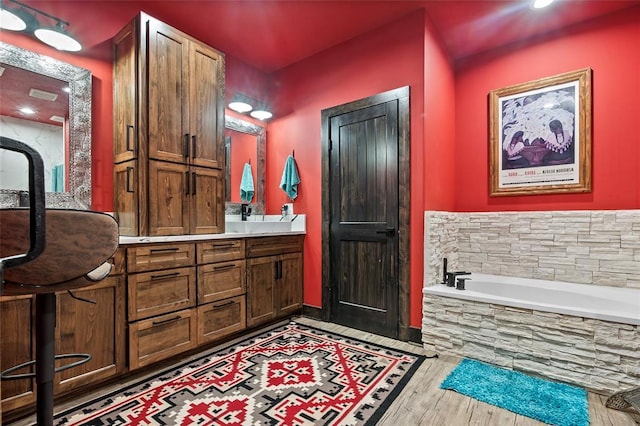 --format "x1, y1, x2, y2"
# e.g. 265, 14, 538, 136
424, 210, 640, 289
422, 295, 640, 394
422, 209, 640, 395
